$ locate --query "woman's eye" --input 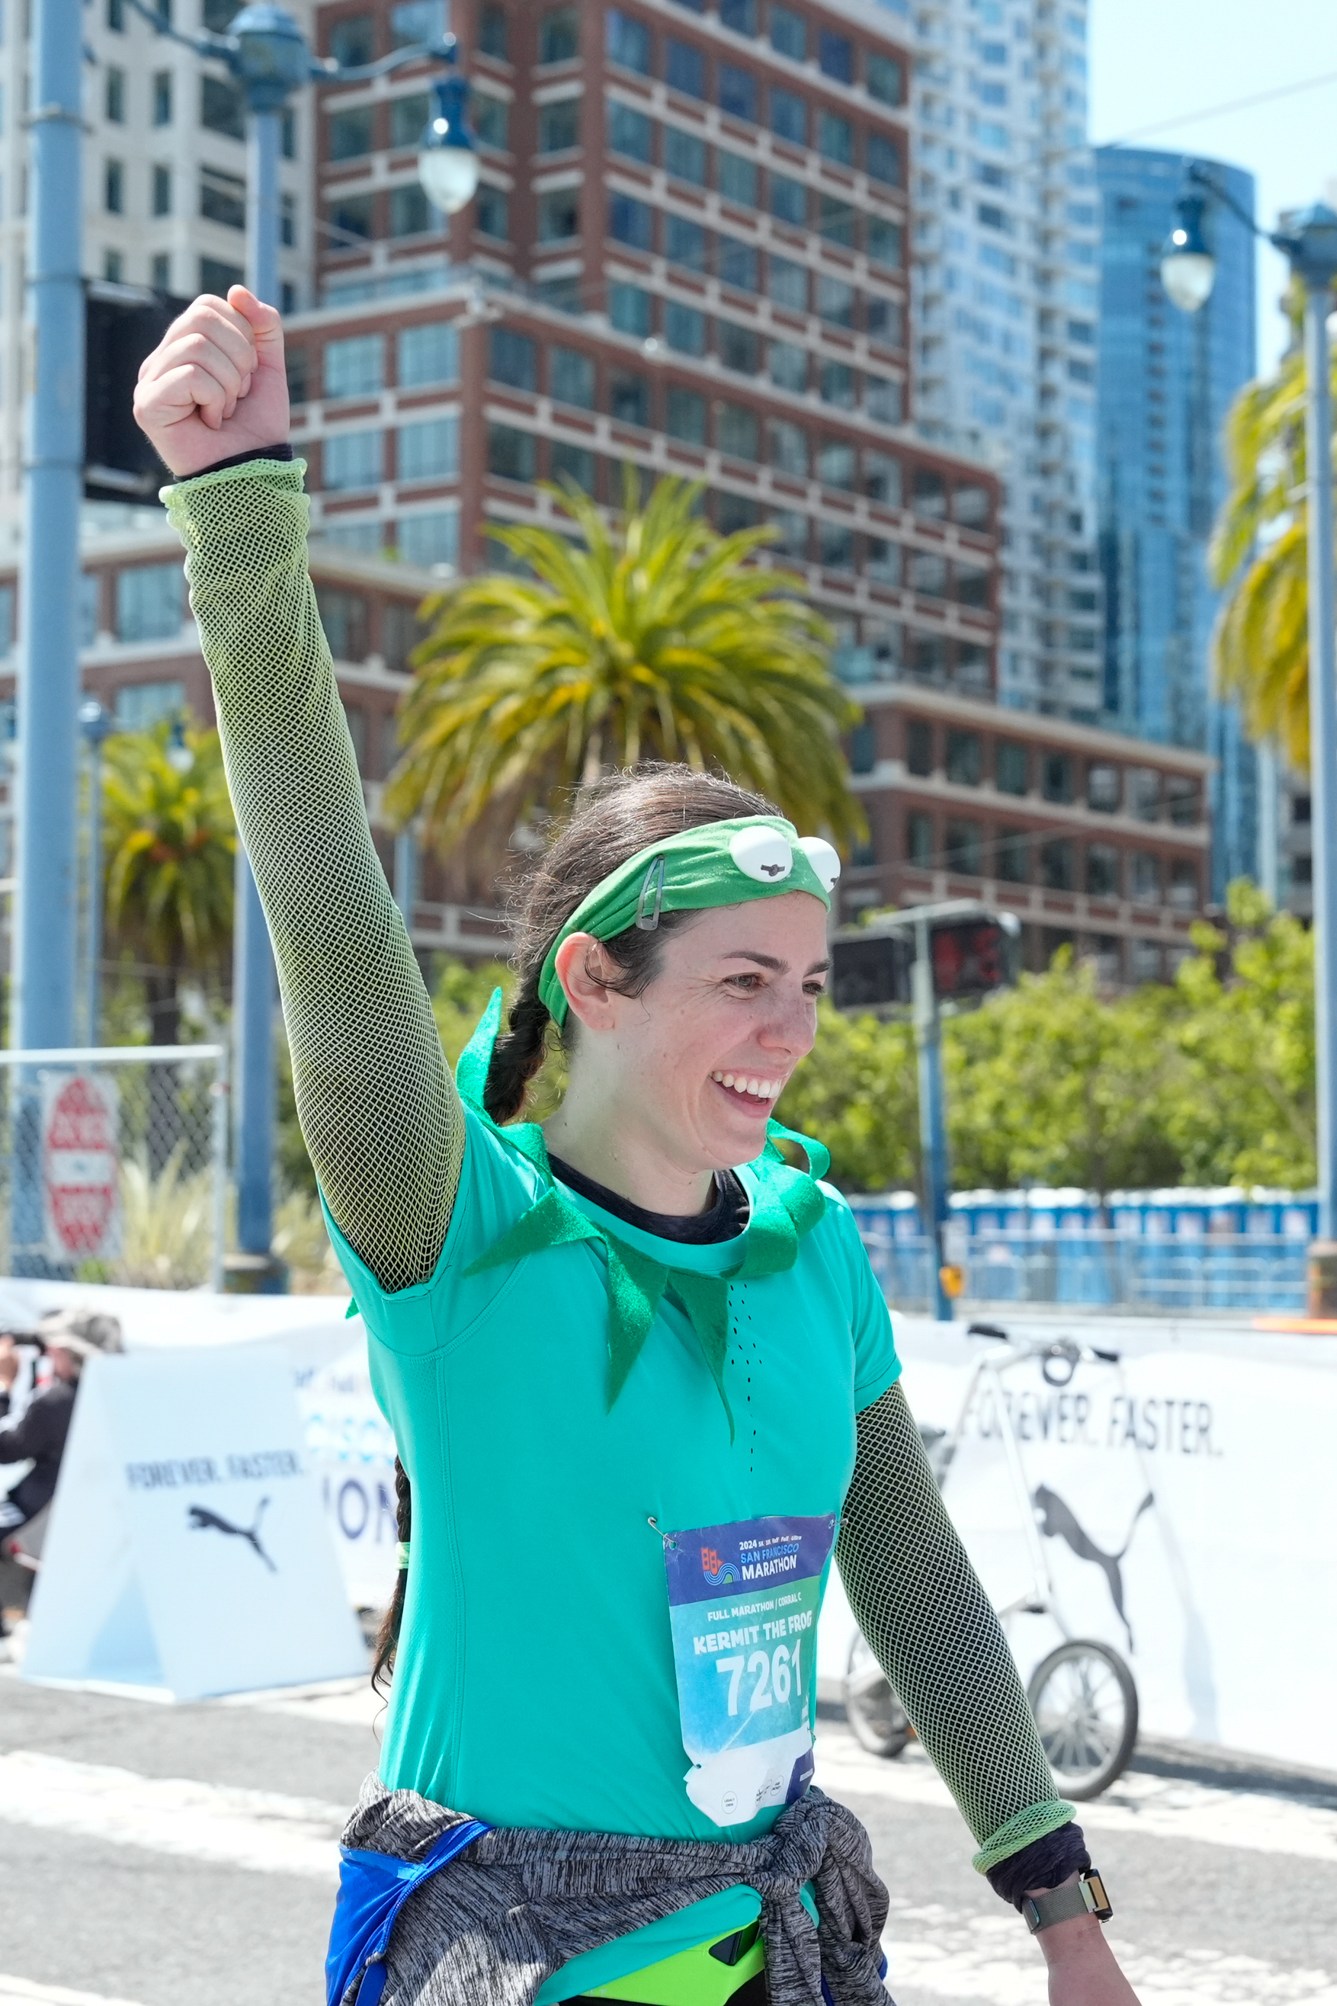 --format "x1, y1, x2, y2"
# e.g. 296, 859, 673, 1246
726, 973, 762, 991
